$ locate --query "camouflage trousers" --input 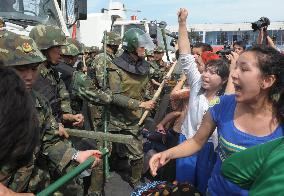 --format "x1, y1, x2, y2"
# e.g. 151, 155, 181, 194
110, 129, 144, 161
28, 161, 85, 196
91, 129, 144, 190
112, 129, 144, 187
